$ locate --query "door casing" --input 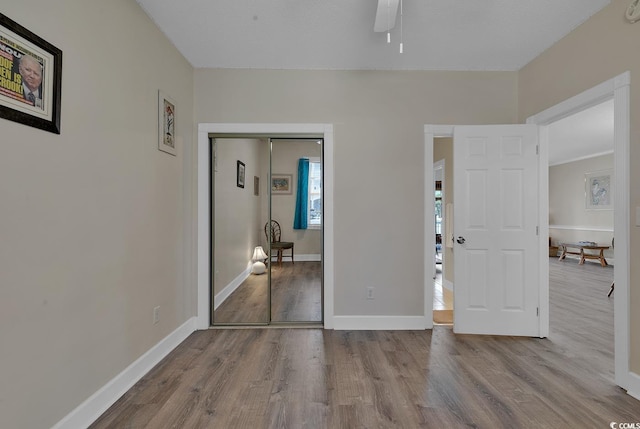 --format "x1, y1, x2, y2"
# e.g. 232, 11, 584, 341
424, 71, 631, 392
